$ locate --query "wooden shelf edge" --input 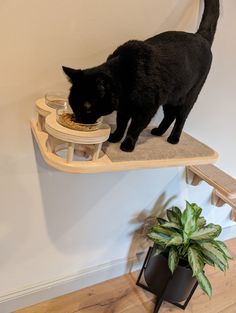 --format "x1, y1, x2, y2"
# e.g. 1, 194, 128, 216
31, 119, 218, 174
